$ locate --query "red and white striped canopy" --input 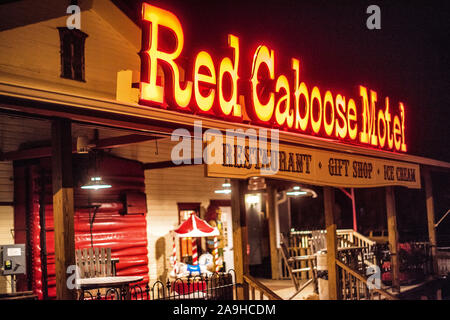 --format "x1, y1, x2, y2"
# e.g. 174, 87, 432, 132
174, 214, 219, 237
